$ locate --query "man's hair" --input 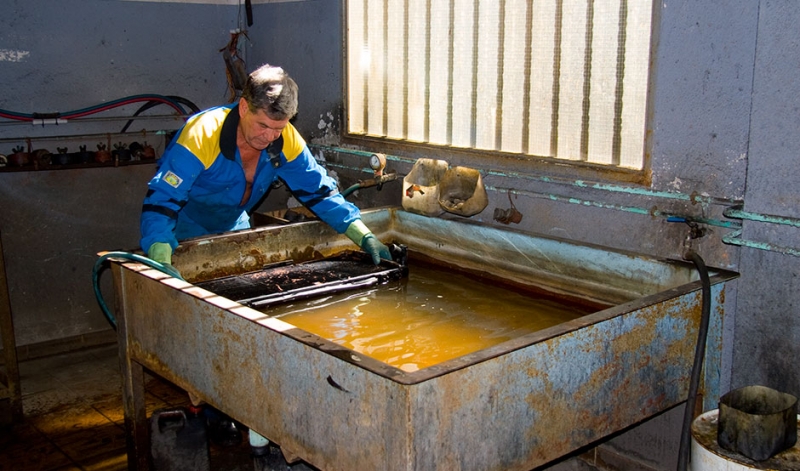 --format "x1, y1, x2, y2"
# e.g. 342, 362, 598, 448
242, 64, 299, 120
